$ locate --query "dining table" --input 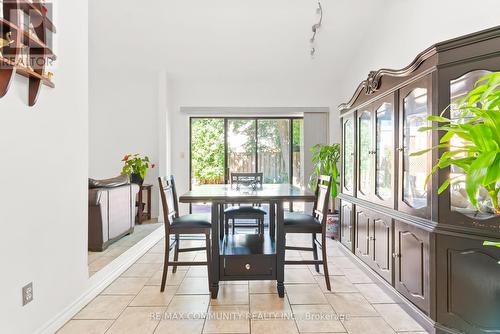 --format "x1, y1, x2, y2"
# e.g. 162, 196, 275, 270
179, 183, 316, 298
